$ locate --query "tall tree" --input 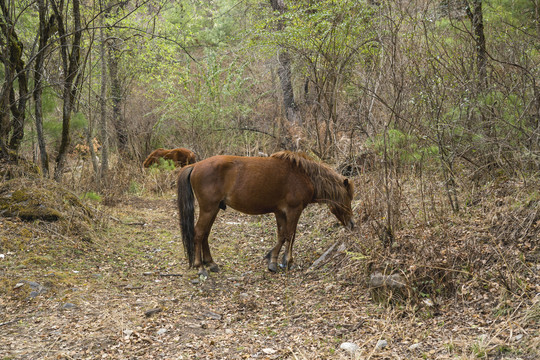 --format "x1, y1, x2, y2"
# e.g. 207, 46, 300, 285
51, 0, 83, 181
108, 38, 128, 153
34, 0, 55, 176
270, 0, 302, 126
0, 0, 30, 157
99, 24, 109, 182
466, 0, 487, 90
